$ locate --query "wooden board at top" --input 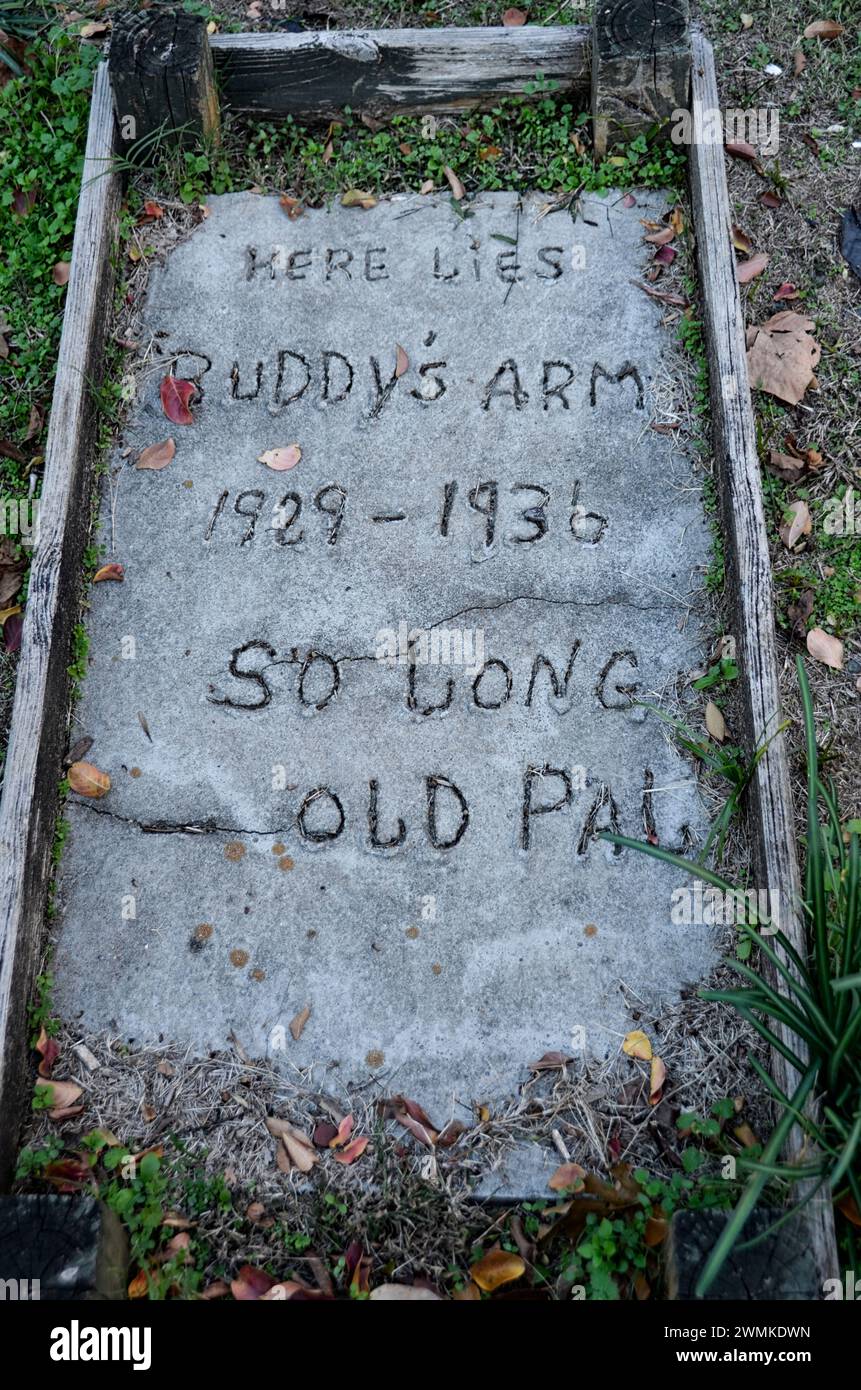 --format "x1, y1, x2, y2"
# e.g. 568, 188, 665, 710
210, 26, 591, 119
